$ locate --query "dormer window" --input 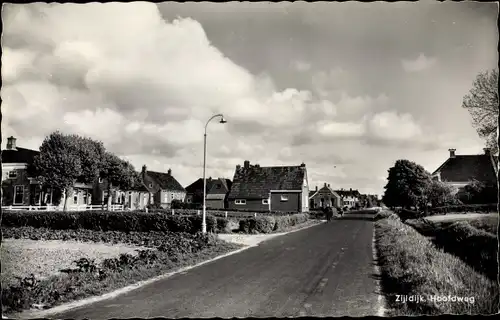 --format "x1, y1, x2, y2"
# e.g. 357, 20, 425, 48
98, 177, 103, 183
8, 171, 17, 179
149, 183, 153, 188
